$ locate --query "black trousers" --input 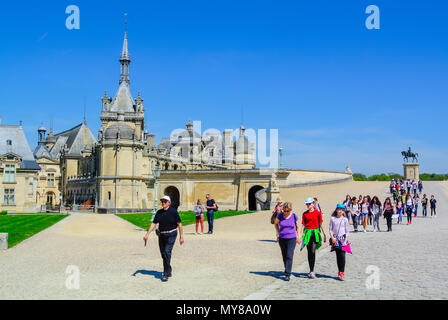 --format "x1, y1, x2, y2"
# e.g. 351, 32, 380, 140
158, 230, 177, 276
431, 207, 436, 216
278, 237, 296, 275
335, 248, 346, 272
306, 232, 318, 272
385, 210, 393, 231
407, 210, 413, 223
